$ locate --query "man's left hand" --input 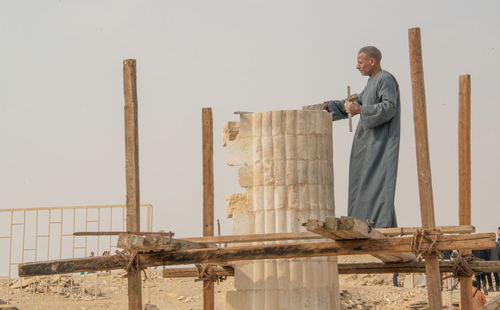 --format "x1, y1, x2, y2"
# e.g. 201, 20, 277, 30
344, 101, 361, 116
